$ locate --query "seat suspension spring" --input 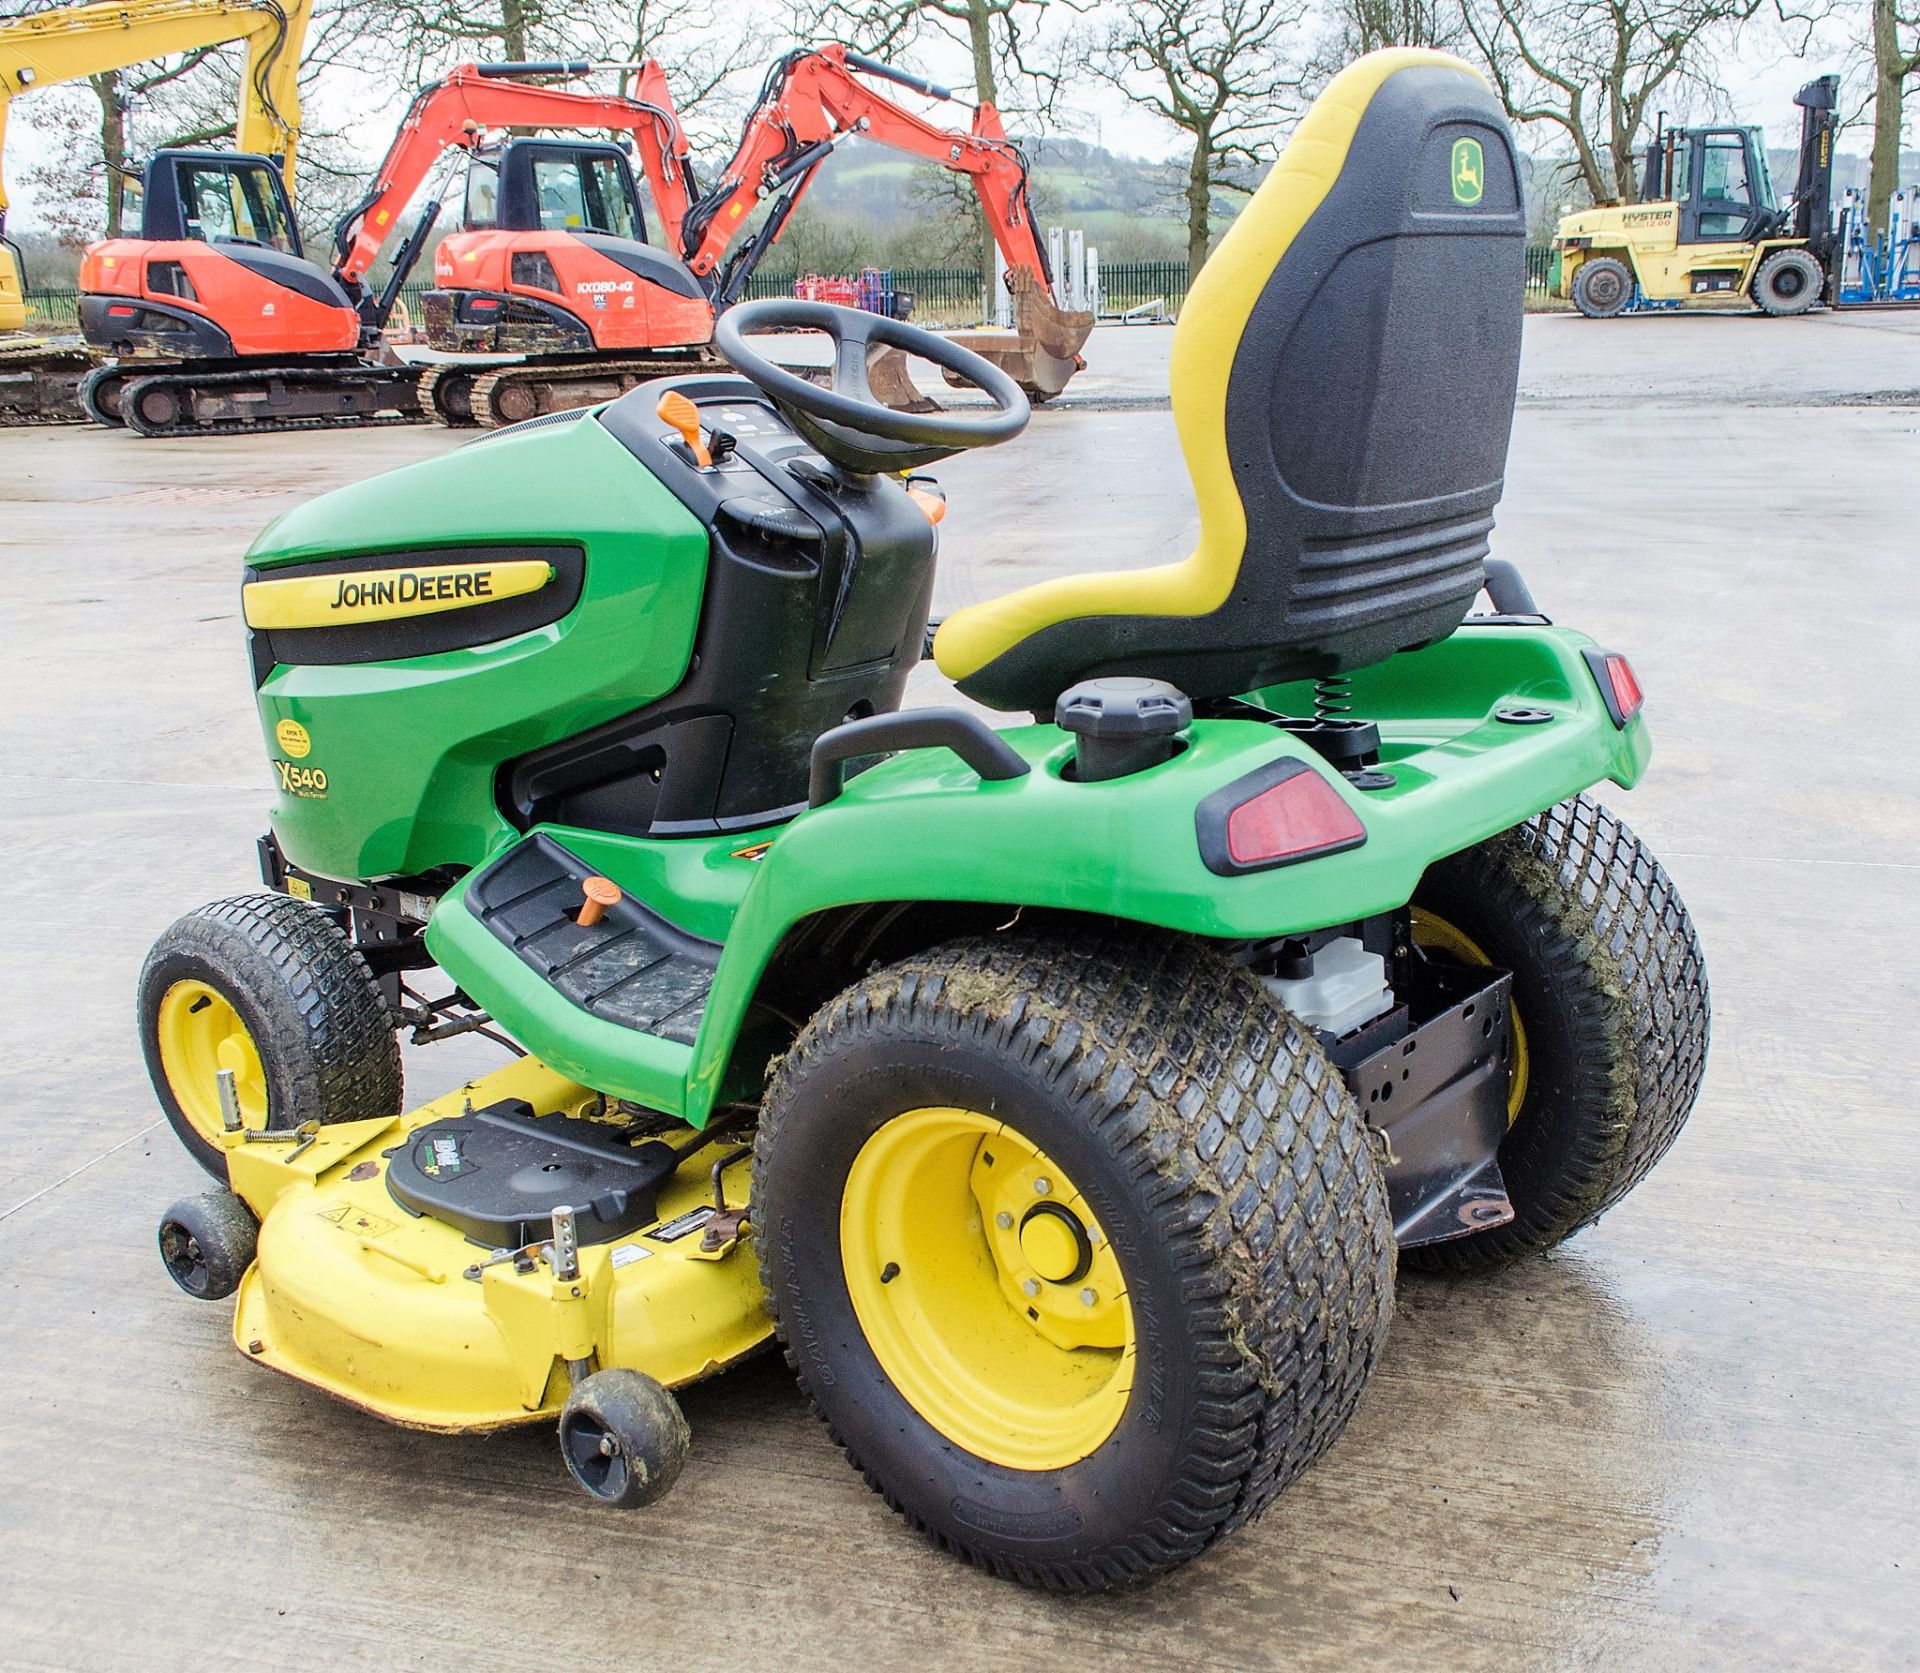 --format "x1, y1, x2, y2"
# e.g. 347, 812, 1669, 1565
1312, 674, 1354, 722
